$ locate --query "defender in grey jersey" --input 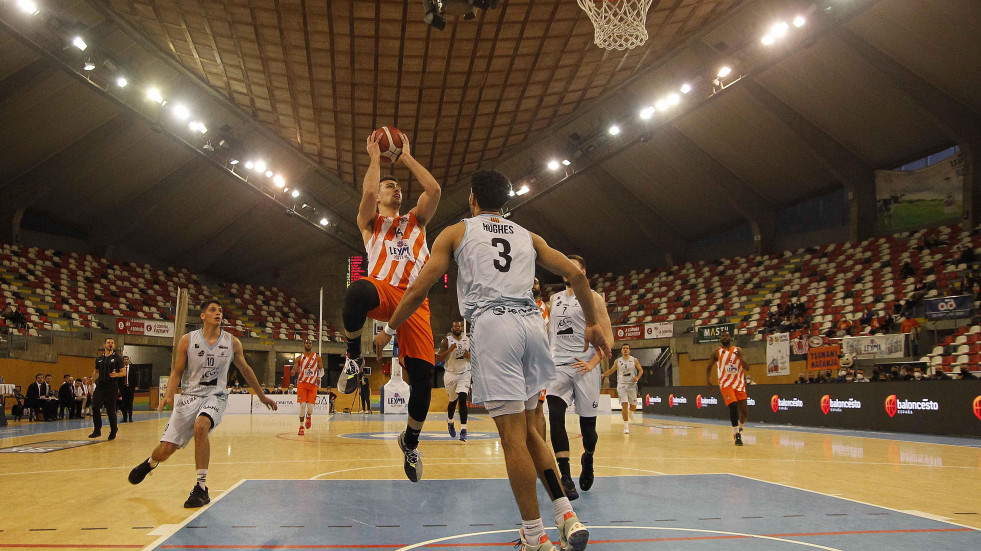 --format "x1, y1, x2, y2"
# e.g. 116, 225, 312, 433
128, 300, 277, 508
545, 254, 614, 499
436, 320, 471, 440
374, 170, 611, 551
601, 344, 644, 433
